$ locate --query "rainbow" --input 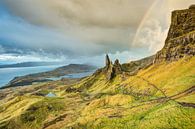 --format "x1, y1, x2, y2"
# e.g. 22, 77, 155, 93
132, 0, 159, 46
